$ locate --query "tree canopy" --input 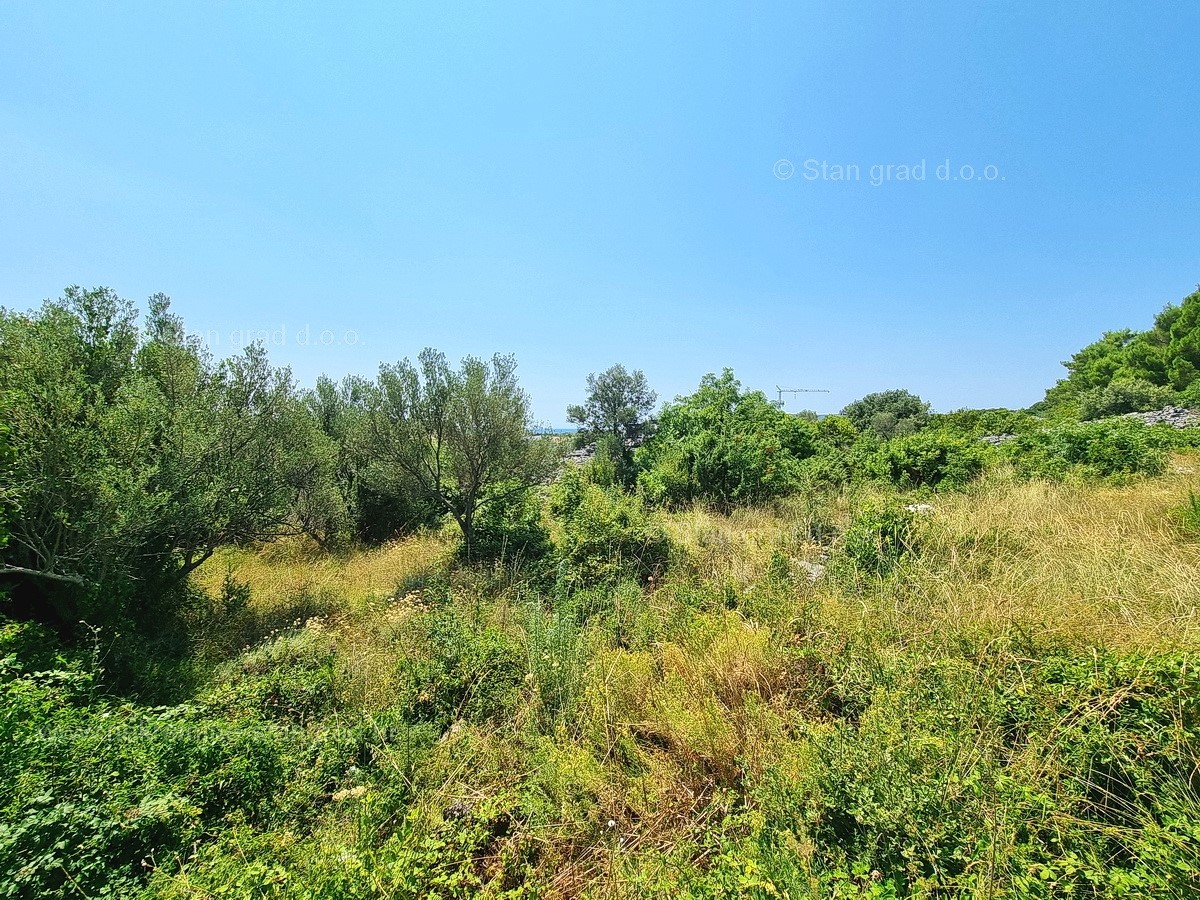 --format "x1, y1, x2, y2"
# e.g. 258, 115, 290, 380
840, 389, 932, 438
1043, 287, 1200, 414
0, 287, 333, 656
566, 364, 657, 444
361, 349, 560, 559
636, 369, 818, 507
